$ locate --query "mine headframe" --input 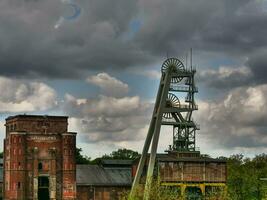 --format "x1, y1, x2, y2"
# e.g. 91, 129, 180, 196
130, 57, 199, 199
